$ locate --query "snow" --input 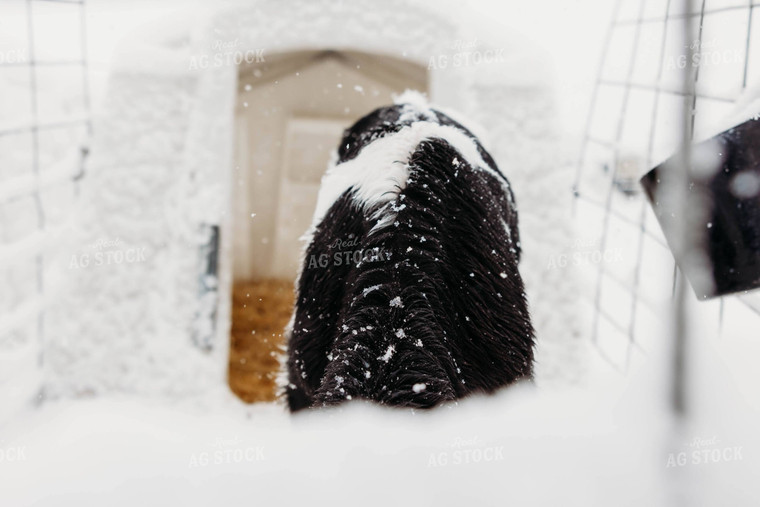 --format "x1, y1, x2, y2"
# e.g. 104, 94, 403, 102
0, 356, 758, 507
362, 284, 382, 297
379, 345, 395, 363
